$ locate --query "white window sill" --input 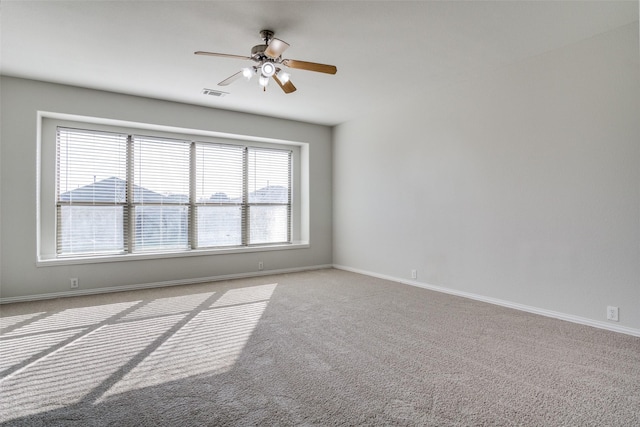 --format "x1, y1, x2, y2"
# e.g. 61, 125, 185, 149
37, 242, 310, 267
